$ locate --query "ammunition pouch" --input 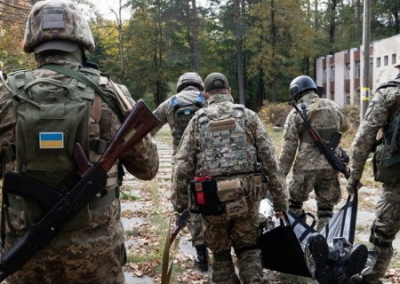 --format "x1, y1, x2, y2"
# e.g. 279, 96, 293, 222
373, 144, 400, 184
190, 176, 249, 217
